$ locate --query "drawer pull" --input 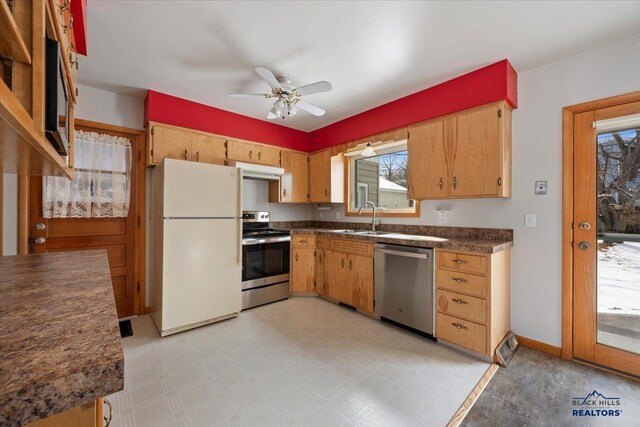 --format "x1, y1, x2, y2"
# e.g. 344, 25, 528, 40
452, 298, 468, 305
298, 239, 308, 243
452, 322, 468, 330
452, 259, 467, 264
452, 277, 467, 283
295, 254, 299, 262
